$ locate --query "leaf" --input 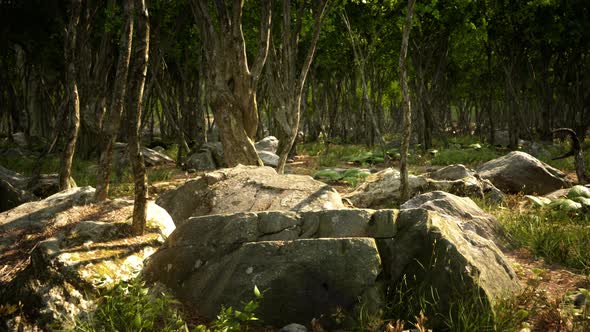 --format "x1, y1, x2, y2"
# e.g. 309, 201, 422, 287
253, 285, 262, 298
525, 195, 551, 207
